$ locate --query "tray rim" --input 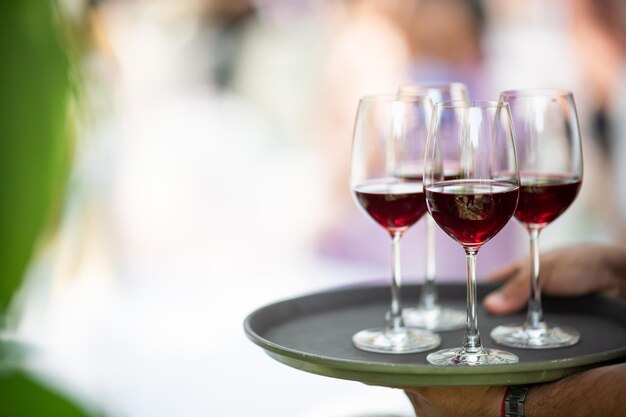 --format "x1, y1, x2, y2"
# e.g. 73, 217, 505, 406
243, 284, 626, 386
